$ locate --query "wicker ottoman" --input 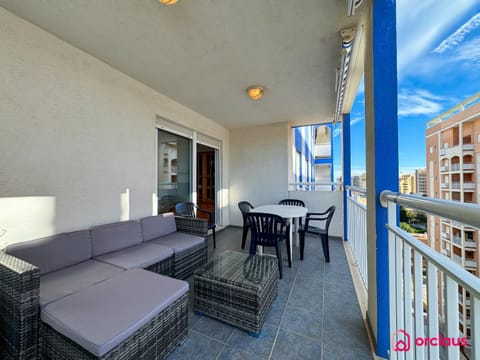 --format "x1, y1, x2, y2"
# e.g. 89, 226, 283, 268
193, 250, 279, 336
